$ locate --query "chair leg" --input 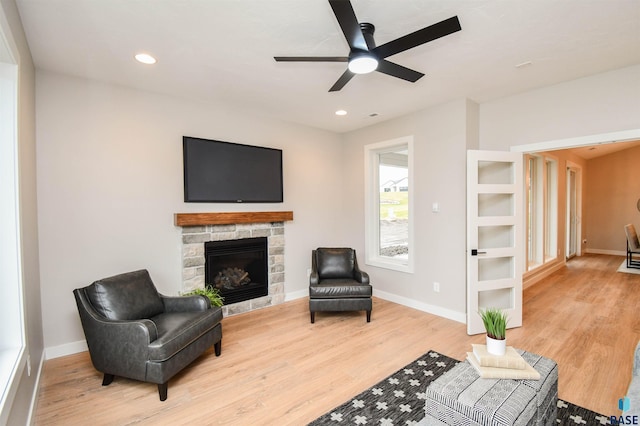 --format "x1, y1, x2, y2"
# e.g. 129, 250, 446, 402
310, 311, 315, 324
366, 310, 371, 323
102, 374, 114, 386
214, 340, 222, 357
158, 383, 168, 401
